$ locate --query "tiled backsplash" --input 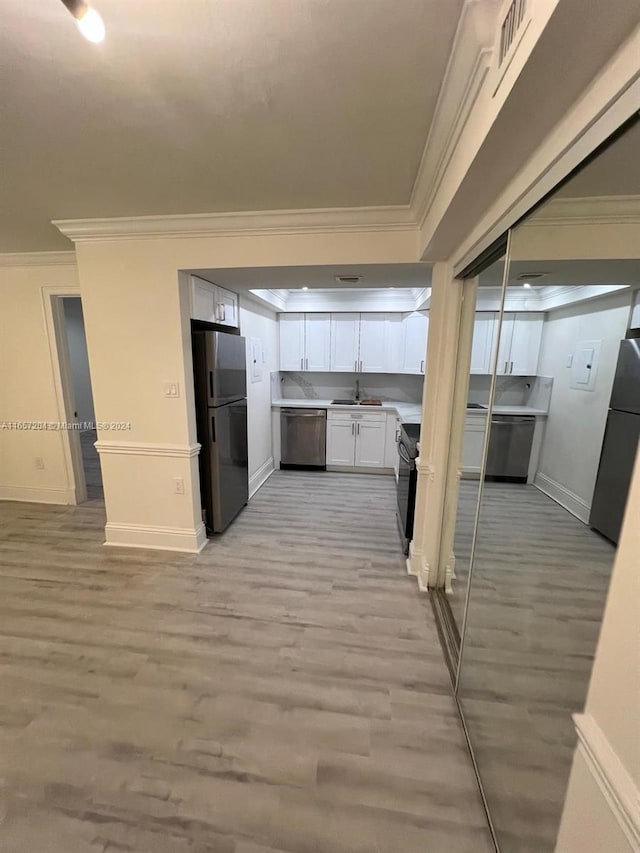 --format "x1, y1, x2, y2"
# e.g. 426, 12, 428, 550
272, 371, 553, 410
273, 371, 423, 403
467, 374, 553, 408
